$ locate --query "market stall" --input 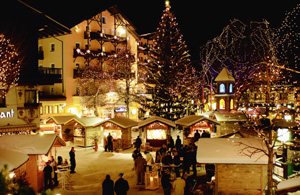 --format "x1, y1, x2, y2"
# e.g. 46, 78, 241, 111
0, 134, 66, 192
197, 138, 269, 195
64, 117, 102, 147
176, 115, 220, 145
138, 116, 175, 148
95, 117, 138, 150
